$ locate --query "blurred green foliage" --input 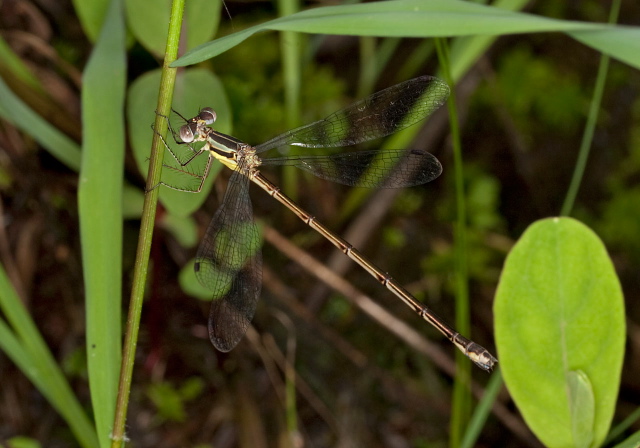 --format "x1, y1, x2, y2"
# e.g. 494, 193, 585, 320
424, 164, 505, 294
146, 377, 206, 423
213, 28, 345, 148
491, 46, 588, 136
592, 84, 640, 261
8, 437, 42, 448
